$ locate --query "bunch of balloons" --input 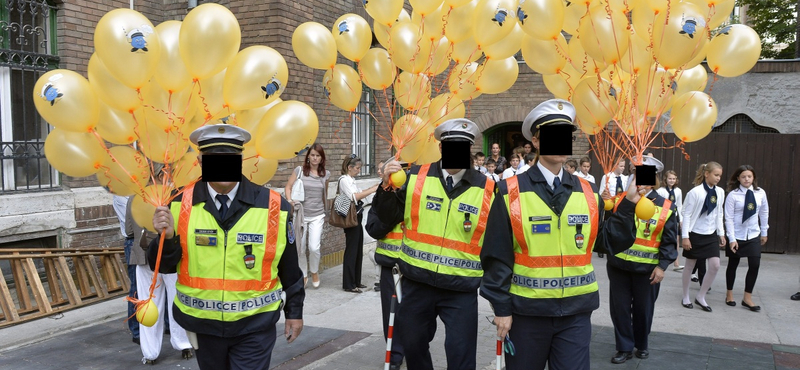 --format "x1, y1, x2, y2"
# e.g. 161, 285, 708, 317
35, 4, 321, 232
292, 0, 531, 164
